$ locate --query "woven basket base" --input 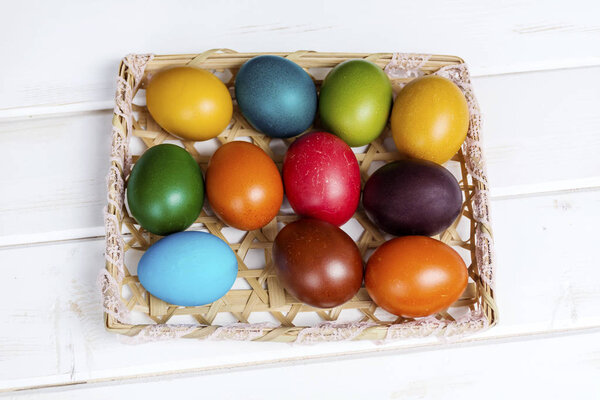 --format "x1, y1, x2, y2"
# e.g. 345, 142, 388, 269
103, 51, 497, 342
